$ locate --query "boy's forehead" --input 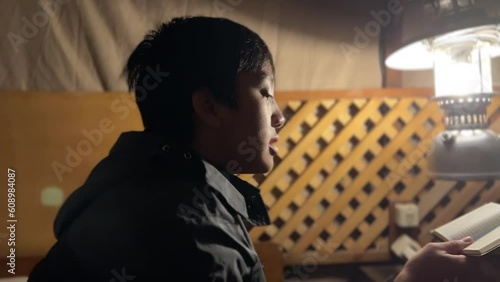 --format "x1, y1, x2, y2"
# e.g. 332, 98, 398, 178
257, 62, 275, 83
238, 67, 275, 87
256, 71, 274, 84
